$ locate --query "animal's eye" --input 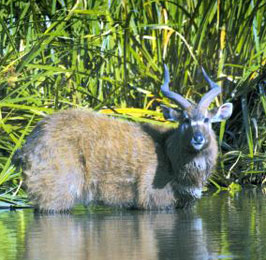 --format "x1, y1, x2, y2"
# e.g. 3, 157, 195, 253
183, 118, 191, 124
204, 118, 209, 123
